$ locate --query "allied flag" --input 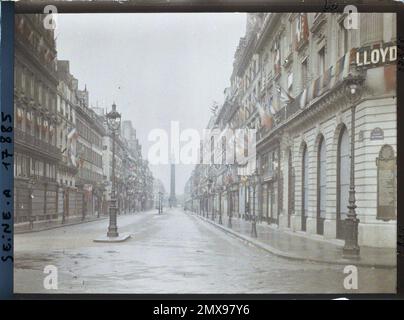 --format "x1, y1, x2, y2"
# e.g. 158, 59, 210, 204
277, 84, 294, 104
299, 88, 308, 108
268, 95, 277, 115
295, 13, 309, 49
384, 64, 396, 92
334, 55, 345, 81
322, 66, 333, 90
311, 77, 320, 99
256, 100, 273, 129
67, 127, 79, 141
274, 39, 281, 74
